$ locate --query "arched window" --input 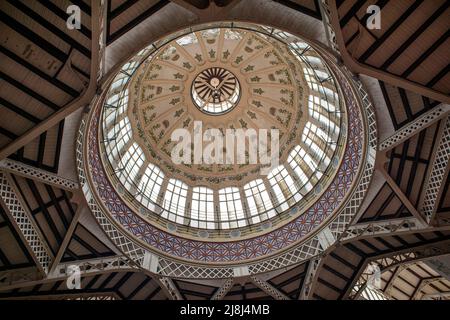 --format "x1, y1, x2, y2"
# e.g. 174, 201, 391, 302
218, 187, 246, 229
136, 164, 165, 209
268, 166, 300, 212
244, 179, 274, 223
162, 179, 188, 224
190, 187, 215, 229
